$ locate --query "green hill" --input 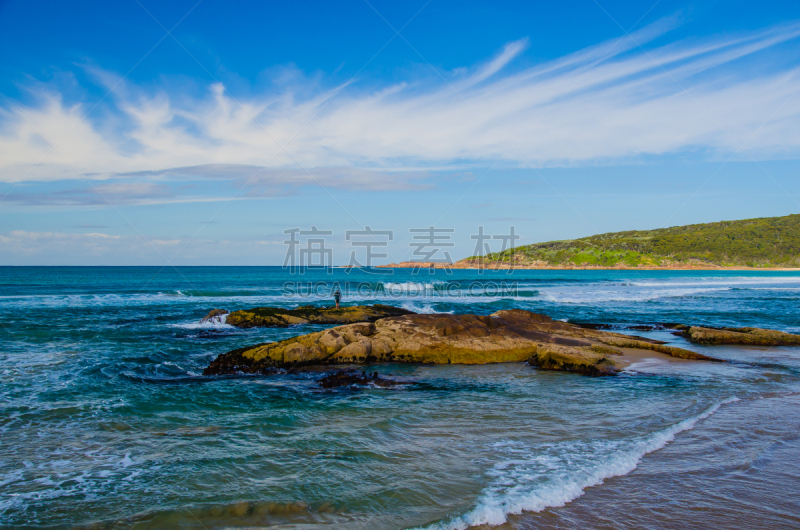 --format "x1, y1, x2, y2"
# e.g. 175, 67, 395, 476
464, 214, 800, 268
